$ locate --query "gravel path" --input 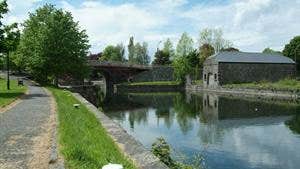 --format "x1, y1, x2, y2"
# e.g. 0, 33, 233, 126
0, 81, 52, 169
